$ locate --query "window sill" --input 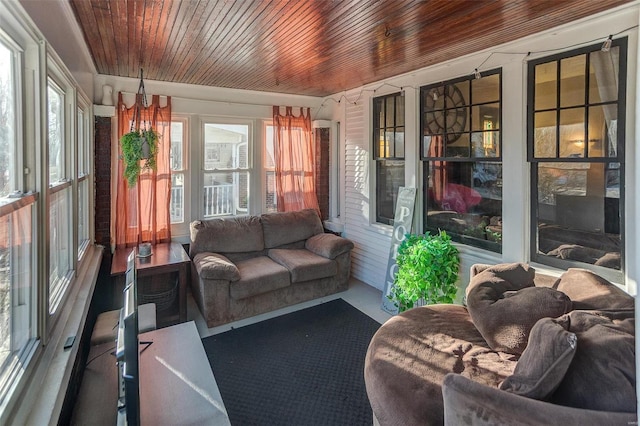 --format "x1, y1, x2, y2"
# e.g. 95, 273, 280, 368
7, 245, 103, 425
